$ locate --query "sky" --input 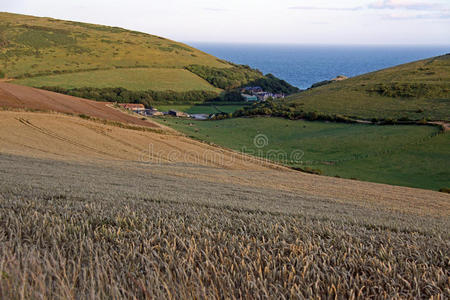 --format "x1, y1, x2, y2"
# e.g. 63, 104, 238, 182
2, 0, 450, 45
